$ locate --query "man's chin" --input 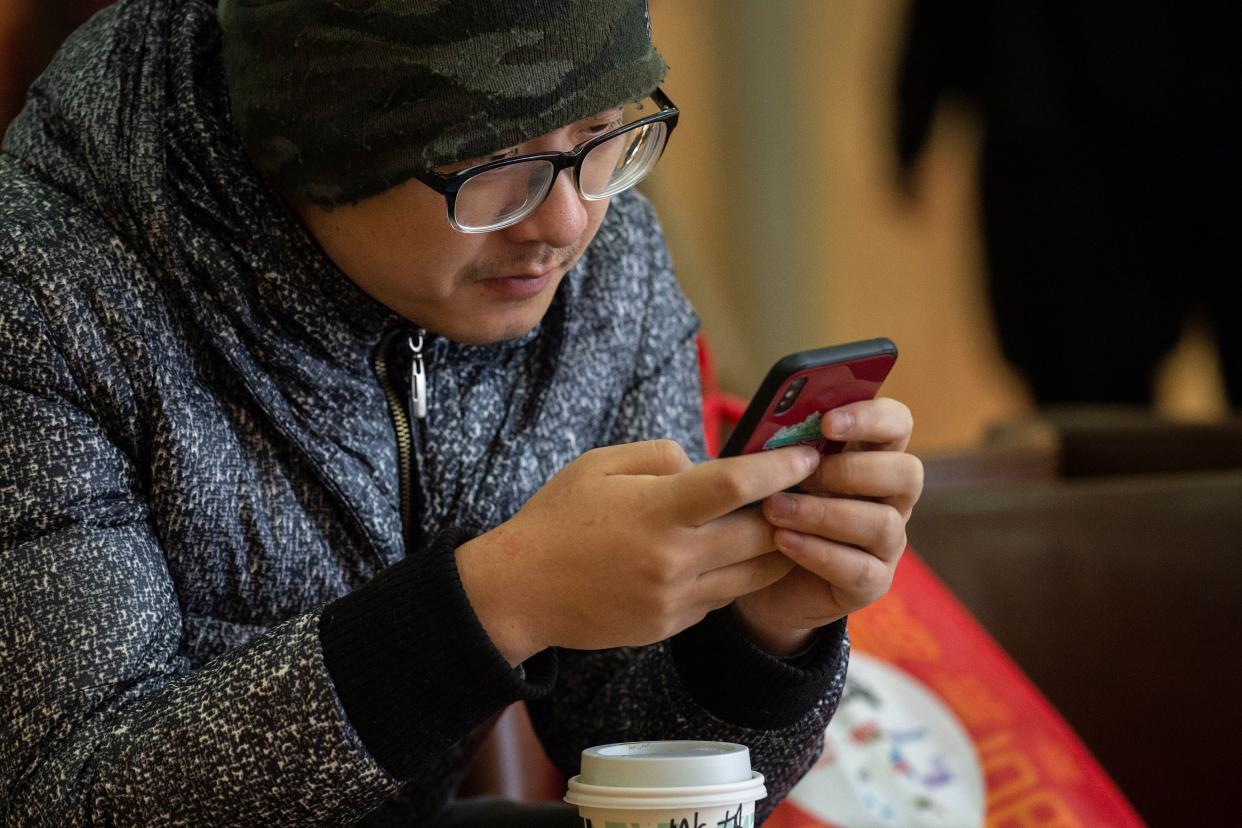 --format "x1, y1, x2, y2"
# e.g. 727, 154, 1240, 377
456, 281, 562, 343
438, 308, 546, 346
400, 275, 562, 344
